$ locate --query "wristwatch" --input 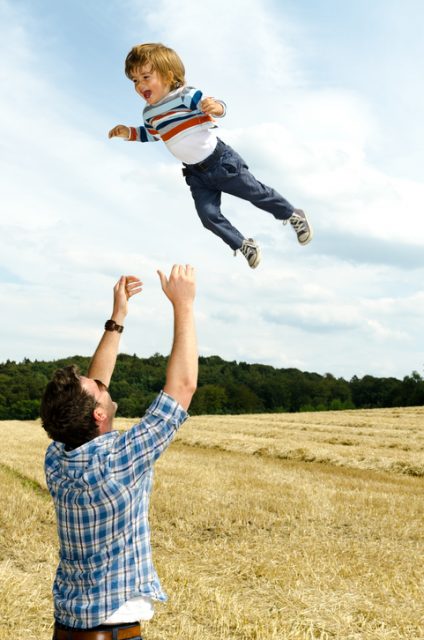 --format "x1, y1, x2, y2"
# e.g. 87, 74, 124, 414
104, 319, 124, 333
